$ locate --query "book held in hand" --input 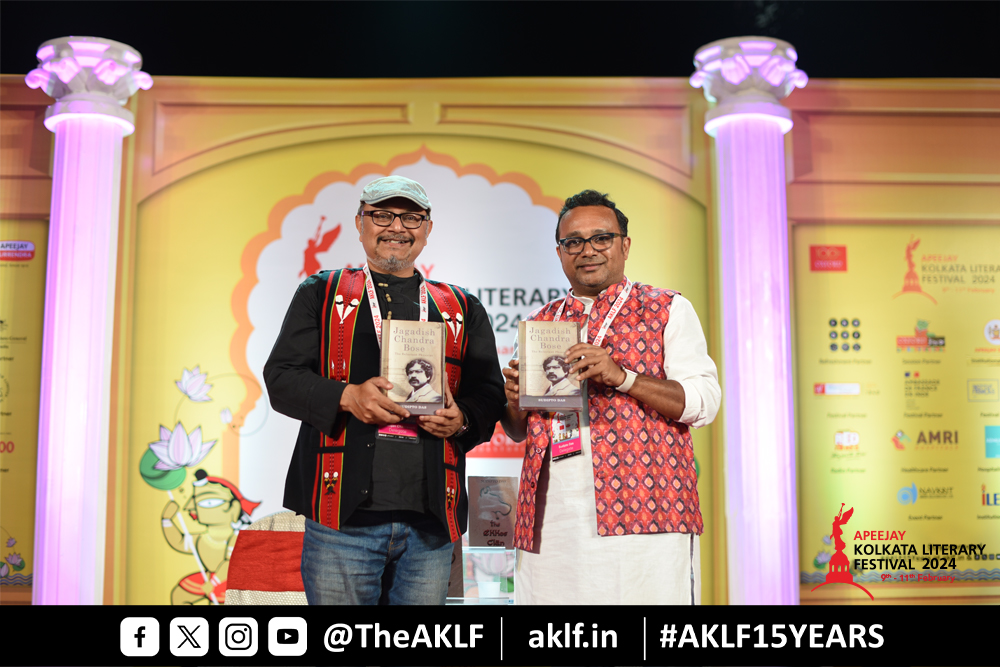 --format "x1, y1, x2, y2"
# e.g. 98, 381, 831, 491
381, 319, 447, 416
517, 320, 585, 411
